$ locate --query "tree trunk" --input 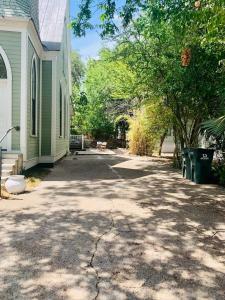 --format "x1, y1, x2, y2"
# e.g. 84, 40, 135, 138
173, 125, 182, 168
158, 130, 168, 156
189, 117, 201, 147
